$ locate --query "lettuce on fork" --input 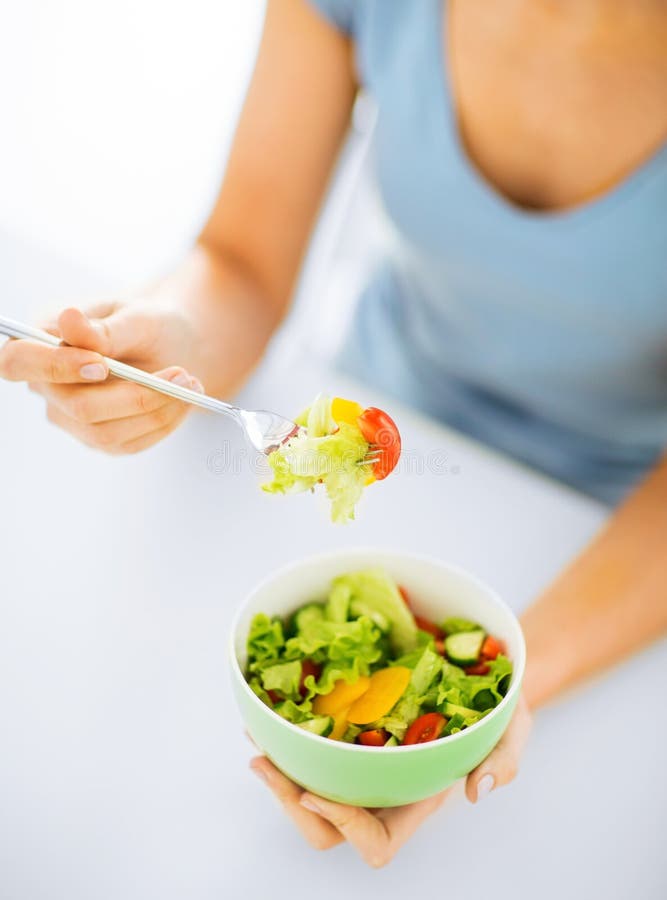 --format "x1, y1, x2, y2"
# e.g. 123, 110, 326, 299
262, 393, 372, 524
